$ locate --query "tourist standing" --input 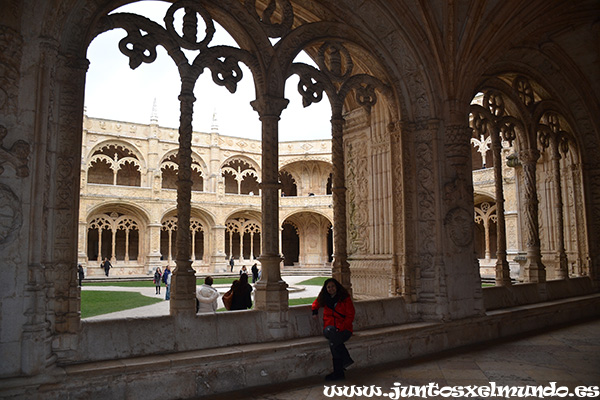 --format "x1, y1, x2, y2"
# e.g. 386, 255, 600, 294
77, 264, 84, 286
239, 265, 248, 276
230, 273, 252, 310
153, 267, 162, 295
229, 257, 235, 272
311, 278, 355, 381
196, 276, 219, 313
251, 263, 259, 283
163, 266, 171, 300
